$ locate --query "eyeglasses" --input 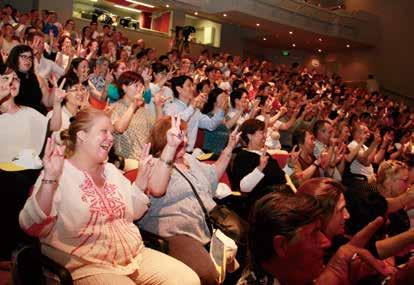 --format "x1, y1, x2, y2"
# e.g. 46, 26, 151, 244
19, 54, 33, 61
